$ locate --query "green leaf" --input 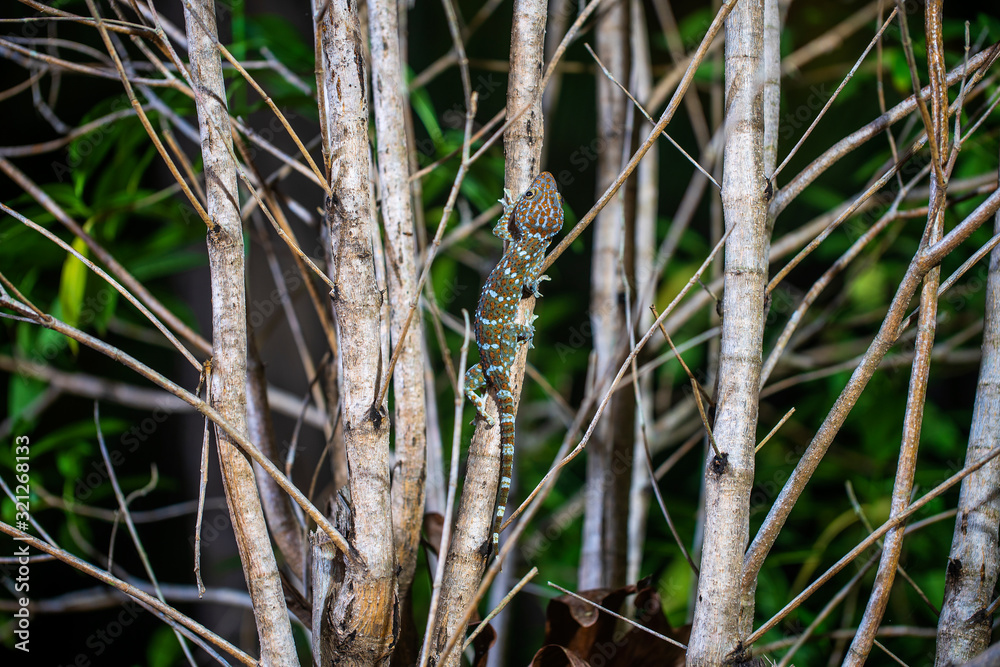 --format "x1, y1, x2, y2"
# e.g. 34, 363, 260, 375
67, 115, 125, 193
7, 374, 46, 426
409, 79, 443, 145
29, 419, 128, 459
677, 7, 717, 50
245, 14, 313, 71
130, 249, 206, 282
40, 183, 92, 219
458, 173, 499, 213
919, 401, 963, 457
847, 264, 889, 311
888, 49, 917, 94
798, 184, 845, 212
55, 444, 85, 479
659, 555, 693, 621
58, 222, 95, 353
147, 625, 182, 667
